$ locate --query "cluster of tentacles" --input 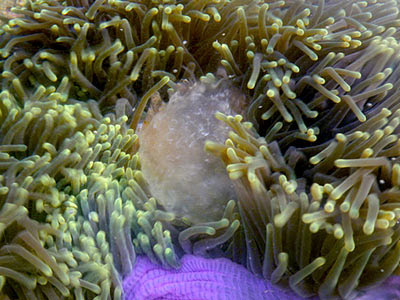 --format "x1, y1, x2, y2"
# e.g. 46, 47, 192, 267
0, 0, 400, 299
